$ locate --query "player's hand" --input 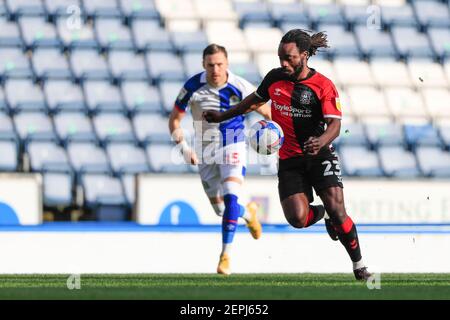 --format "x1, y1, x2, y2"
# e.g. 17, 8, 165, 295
179, 140, 199, 165
304, 136, 323, 156
202, 110, 222, 123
